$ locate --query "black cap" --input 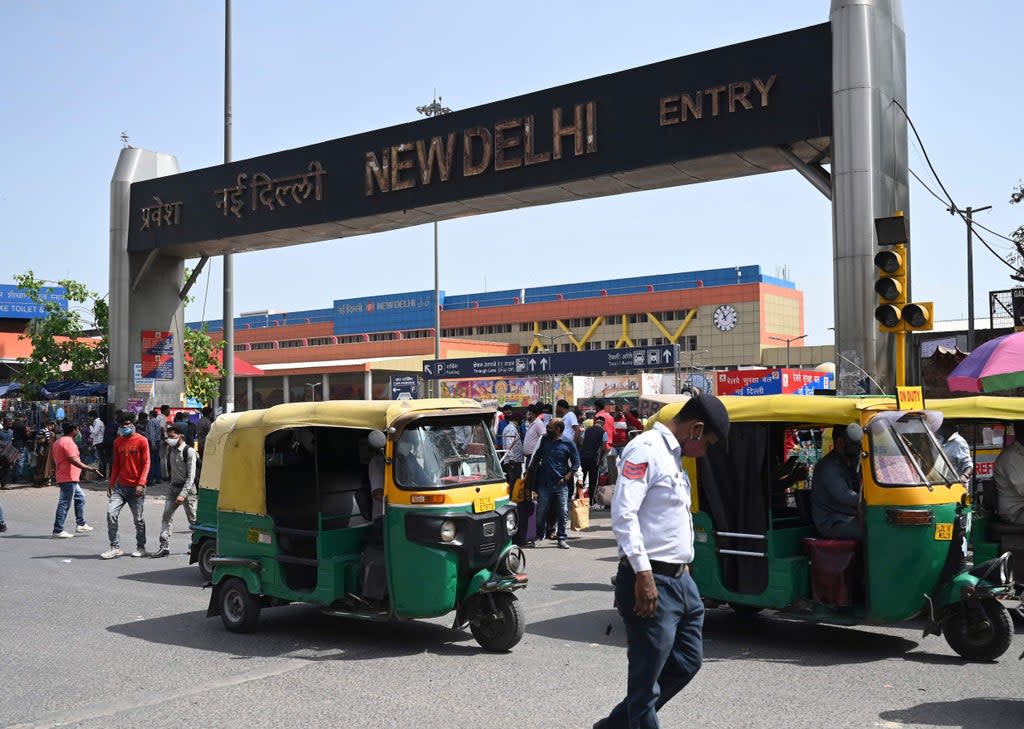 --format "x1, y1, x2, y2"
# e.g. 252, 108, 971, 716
696, 393, 730, 441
